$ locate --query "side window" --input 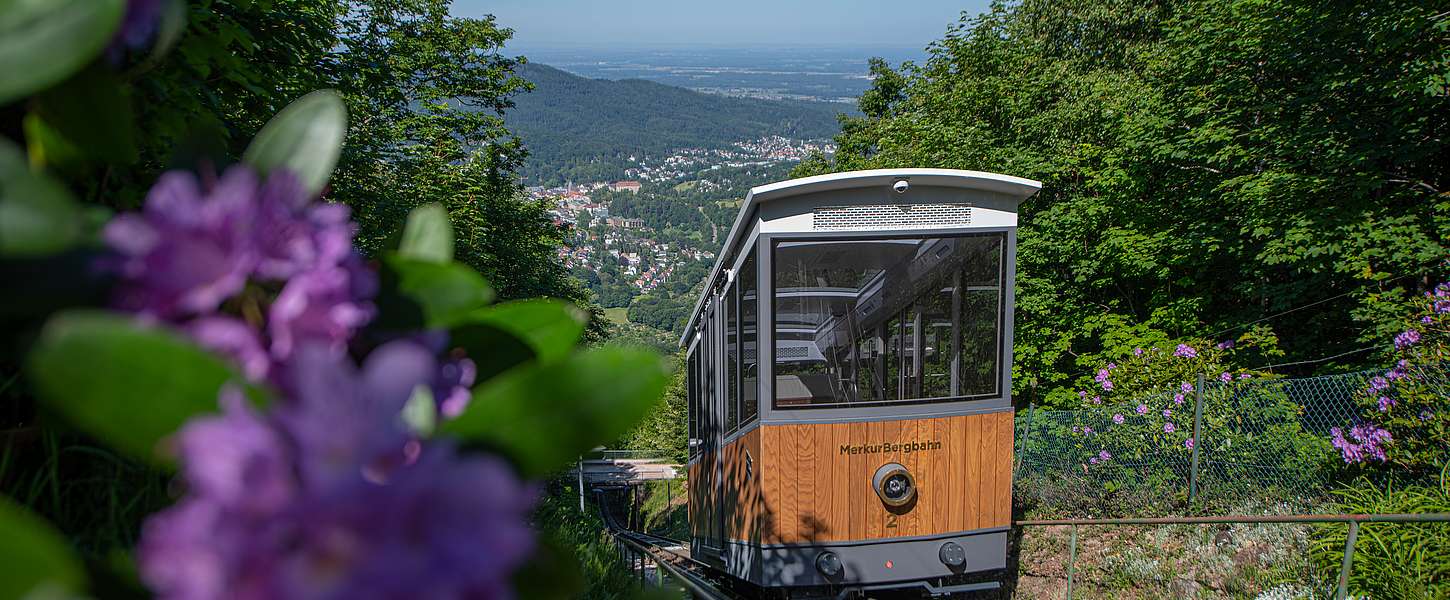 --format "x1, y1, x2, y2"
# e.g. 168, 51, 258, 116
686, 347, 698, 457
724, 283, 739, 433
740, 248, 758, 425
